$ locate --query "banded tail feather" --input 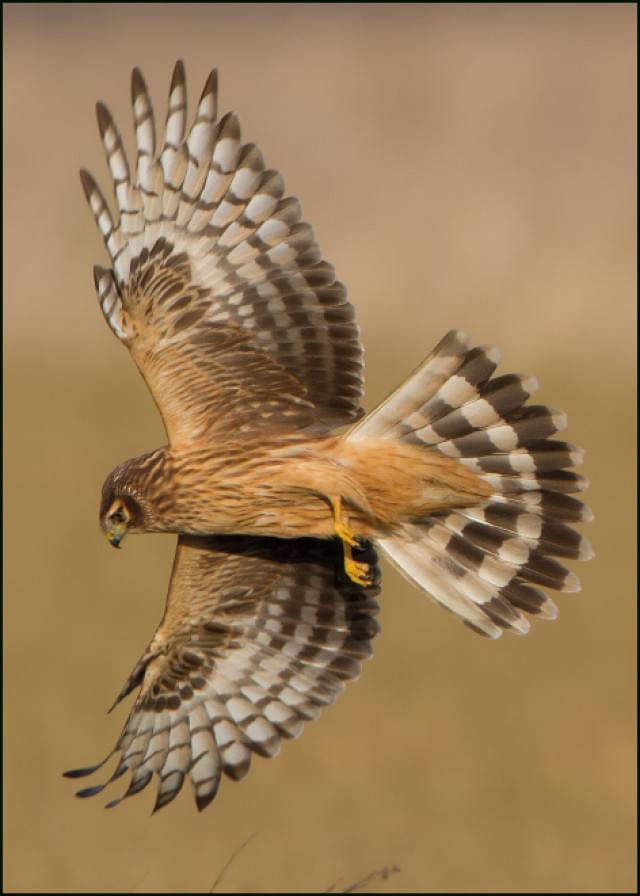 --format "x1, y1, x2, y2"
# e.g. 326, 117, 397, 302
349, 330, 593, 639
